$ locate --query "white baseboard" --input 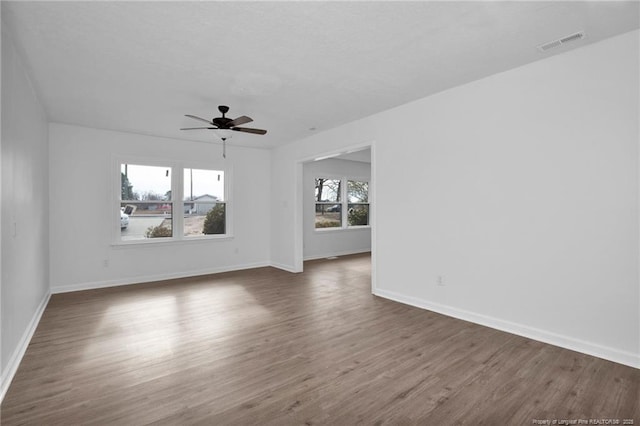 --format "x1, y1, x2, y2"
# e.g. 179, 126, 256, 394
1, 291, 51, 402
303, 249, 371, 261
51, 261, 271, 294
270, 262, 300, 273
374, 288, 639, 370
270, 250, 372, 273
